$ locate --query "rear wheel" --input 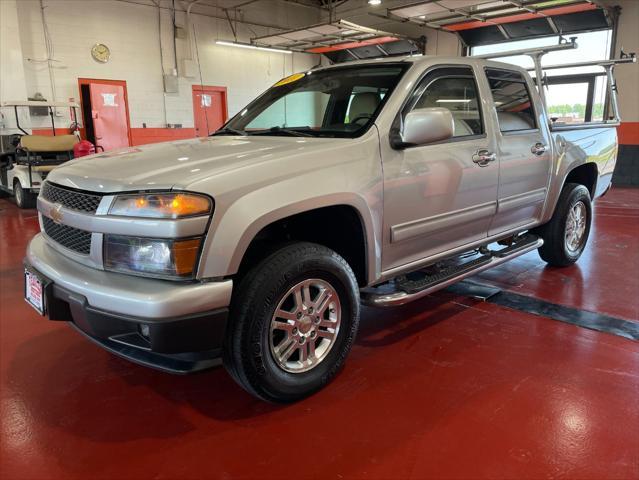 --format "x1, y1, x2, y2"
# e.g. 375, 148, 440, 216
223, 242, 360, 403
536, 183, 592, 267
13, 179, 37, 209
